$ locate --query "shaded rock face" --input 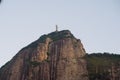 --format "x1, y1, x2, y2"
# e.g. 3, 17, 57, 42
0, 30, 88, 80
